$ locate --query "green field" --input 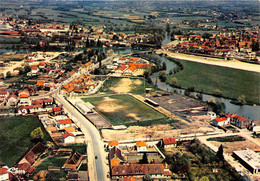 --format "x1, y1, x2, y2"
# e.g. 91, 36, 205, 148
100, 77, 154, 95
166, 59, 260, 105
0, 115, 51, 166
82, 94, 168, 125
